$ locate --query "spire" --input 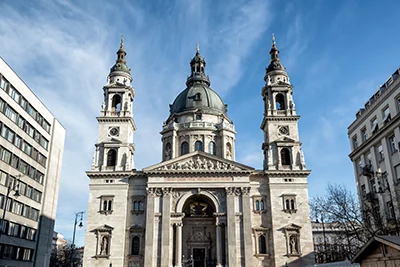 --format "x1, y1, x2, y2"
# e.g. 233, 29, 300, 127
110, 36, 130, 74
186, 44, 210, 87
266, 34, 286, 74
270, 33, 280, 63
